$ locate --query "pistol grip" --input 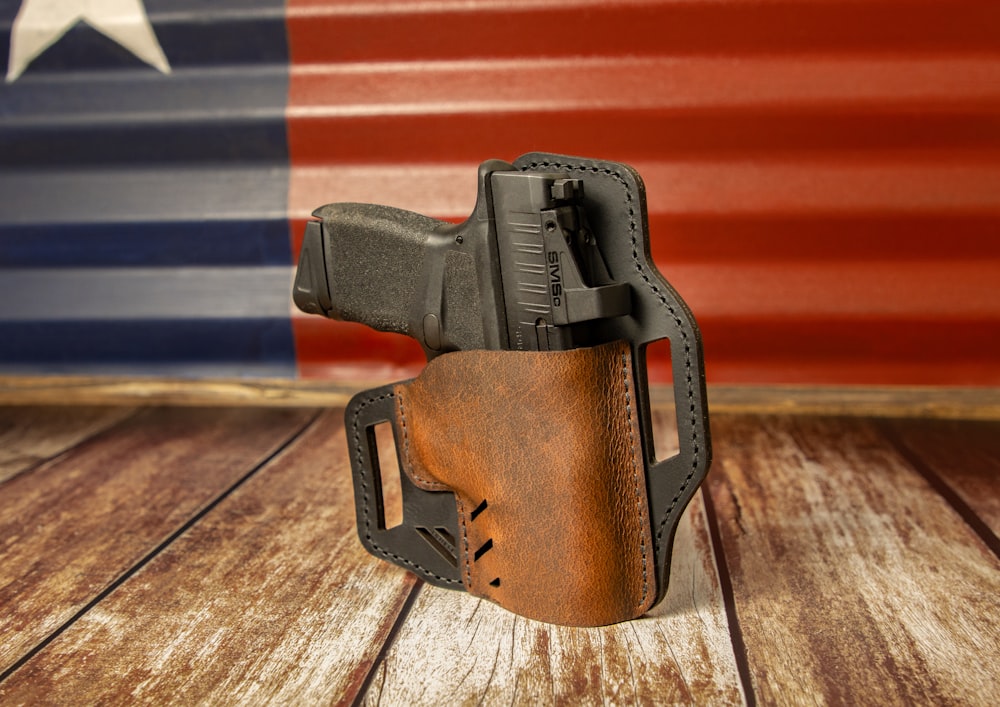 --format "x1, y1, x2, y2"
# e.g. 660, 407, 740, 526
299, 204, 445, 340
295, 200, 507, 357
